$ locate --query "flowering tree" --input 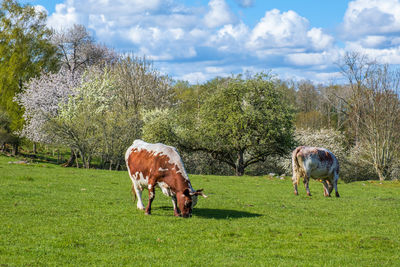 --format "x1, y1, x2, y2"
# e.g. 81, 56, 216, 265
16, 69, 79, 144
50, 68, 116, 168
